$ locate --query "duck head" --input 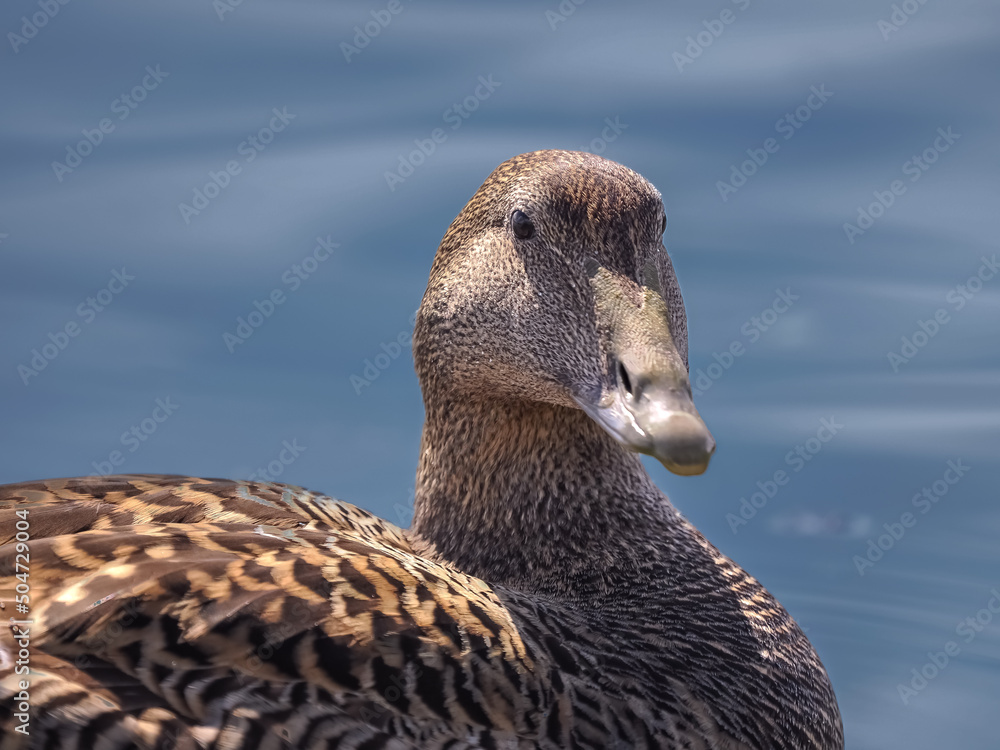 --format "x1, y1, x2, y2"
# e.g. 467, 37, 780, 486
414, 150, 714, 476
